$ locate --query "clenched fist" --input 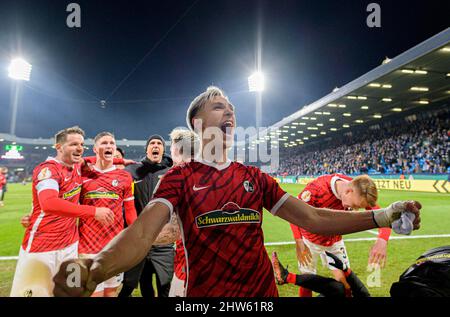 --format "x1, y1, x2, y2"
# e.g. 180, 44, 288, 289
373, 200, 421, 230
53, 258, 103, 297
